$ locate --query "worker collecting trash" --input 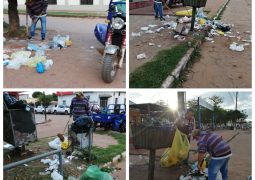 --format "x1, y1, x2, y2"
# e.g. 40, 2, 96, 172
192, 129, 232, 180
